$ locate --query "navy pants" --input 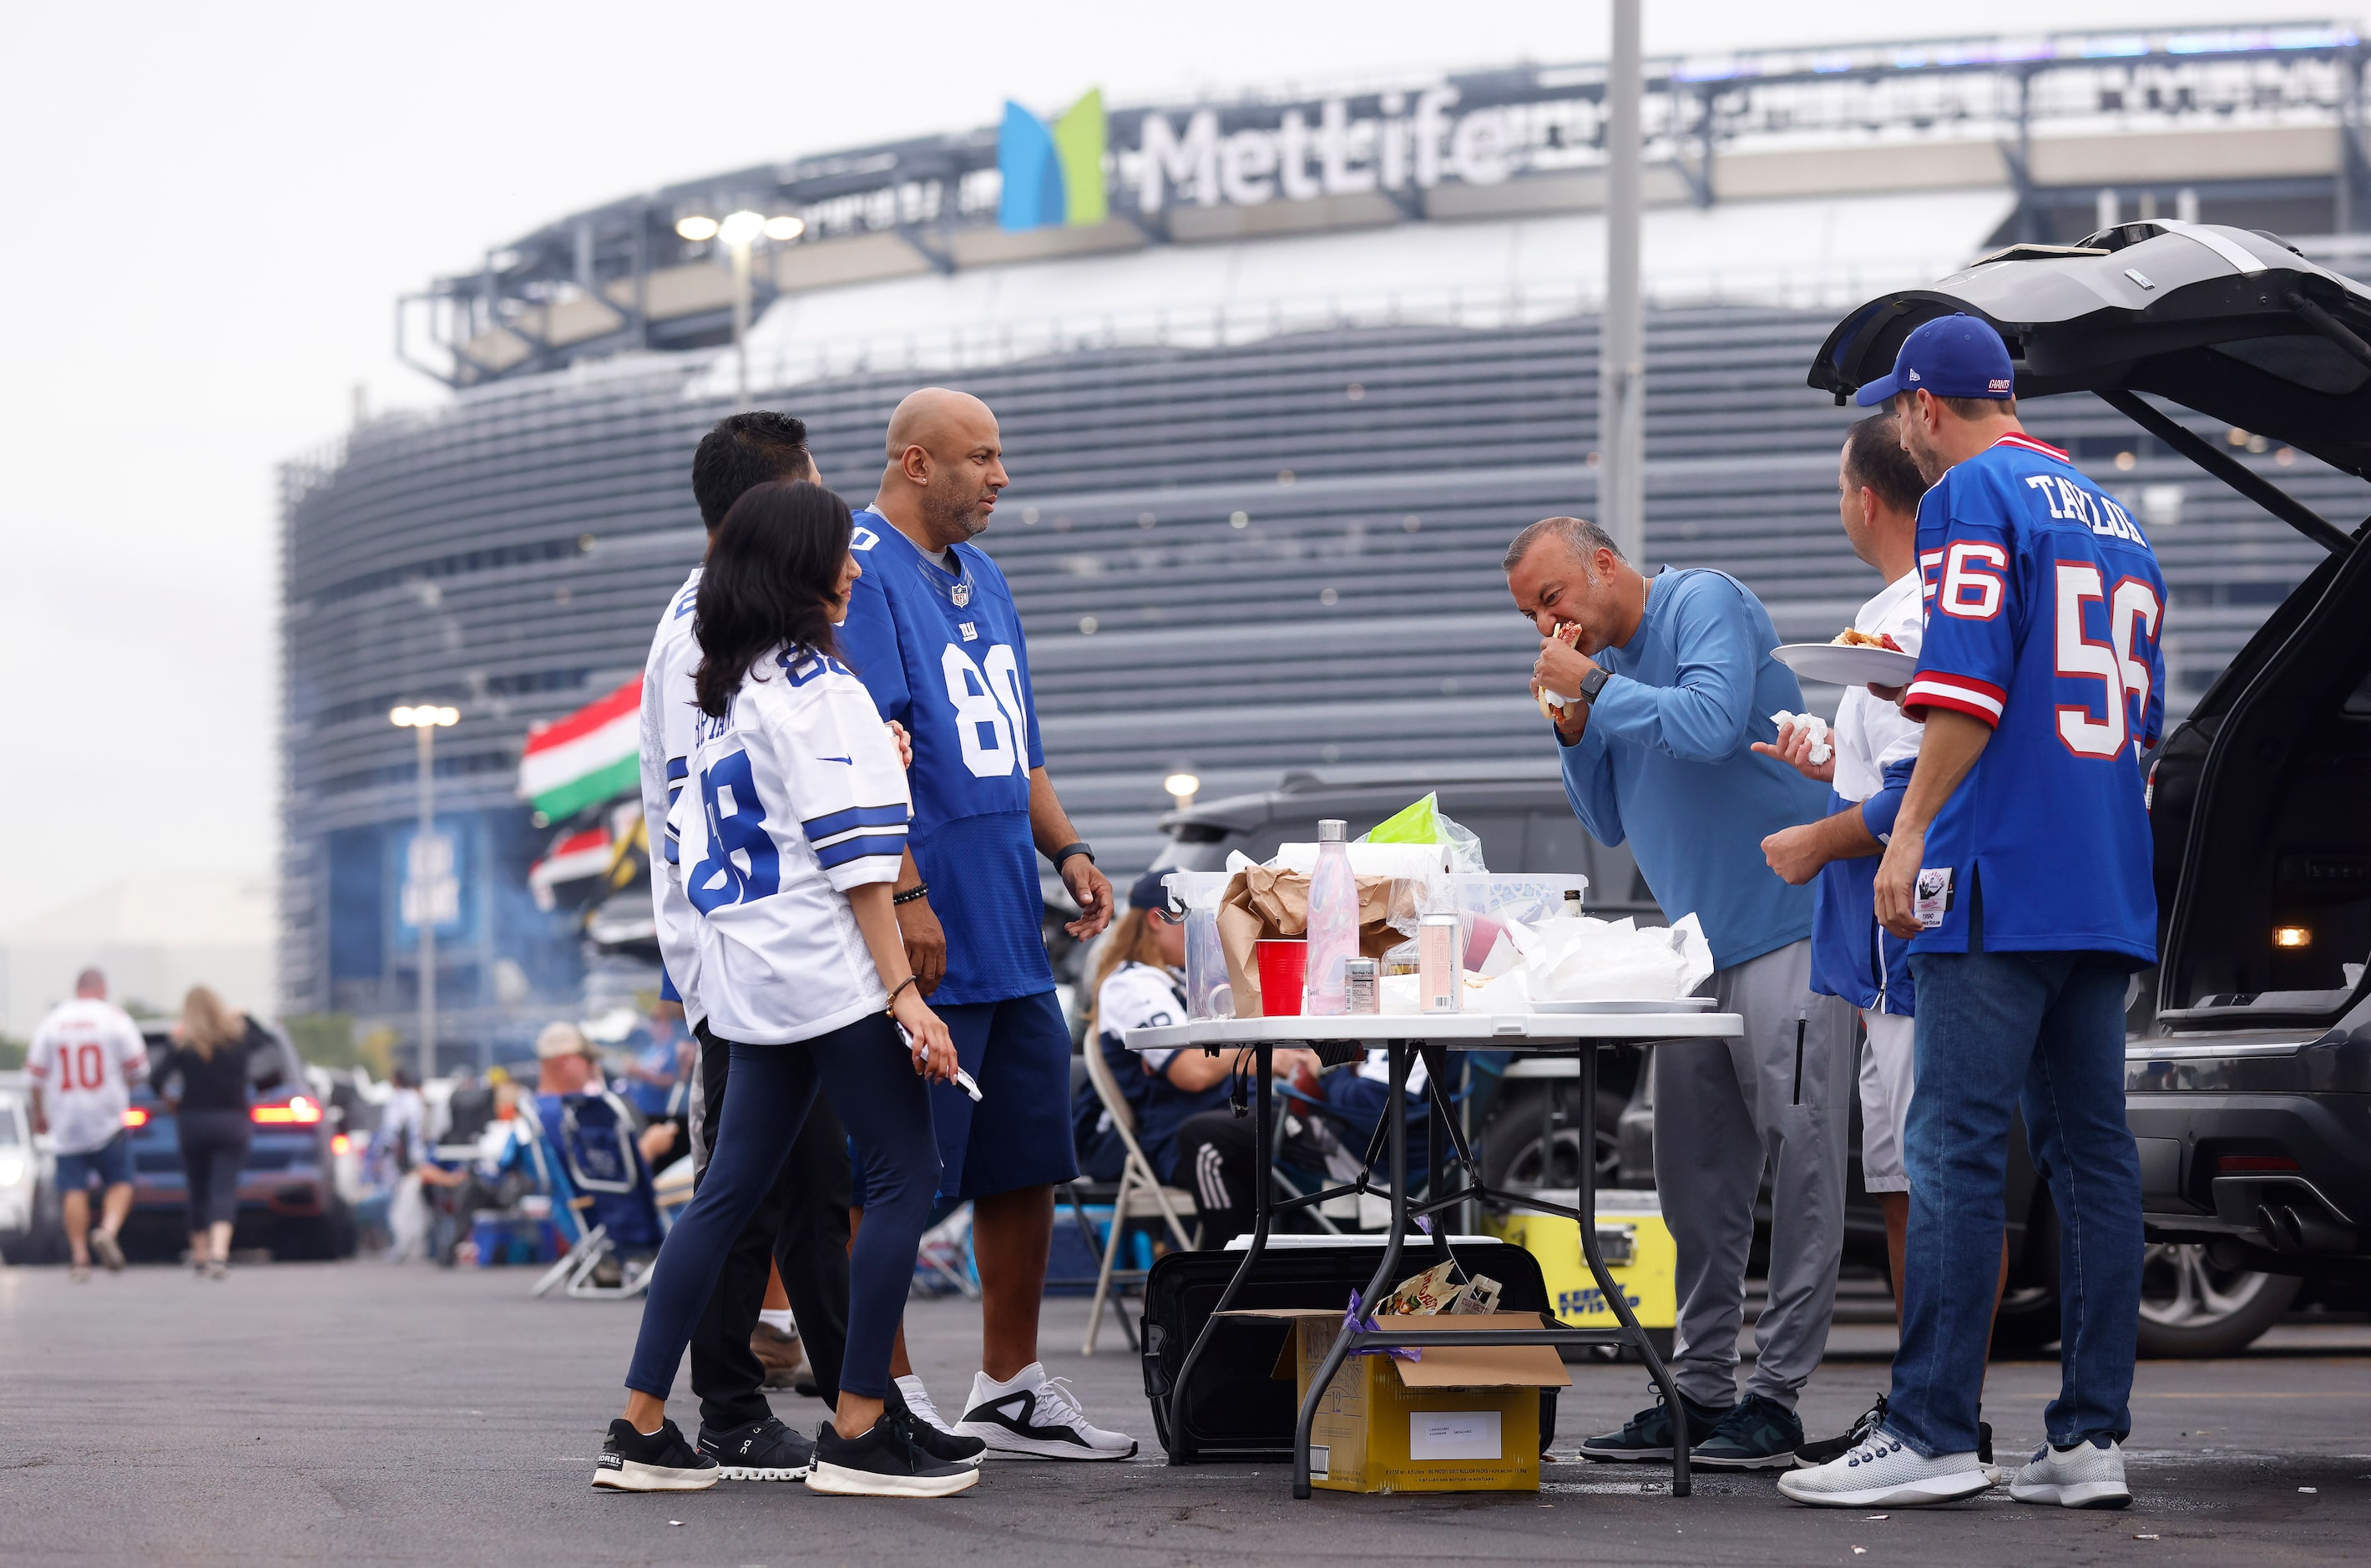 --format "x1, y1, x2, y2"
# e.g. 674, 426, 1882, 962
626, 1015, 938, 1404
